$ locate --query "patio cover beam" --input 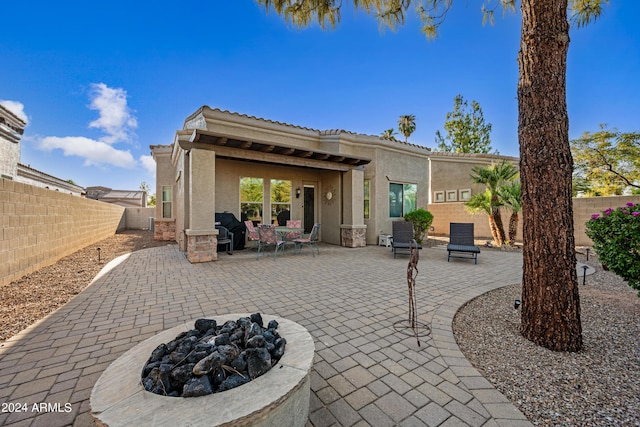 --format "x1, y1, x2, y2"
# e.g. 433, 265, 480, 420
185, 129, 370, 169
